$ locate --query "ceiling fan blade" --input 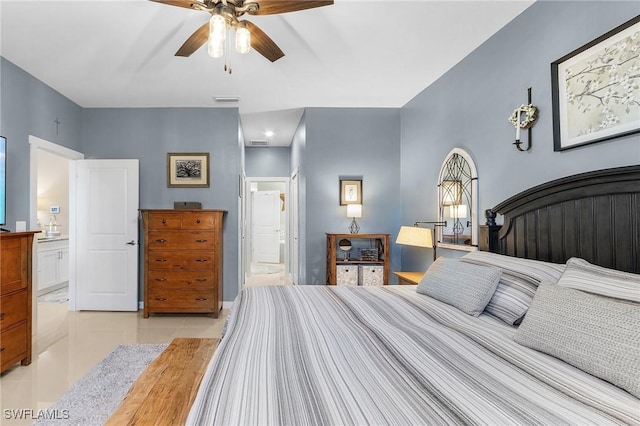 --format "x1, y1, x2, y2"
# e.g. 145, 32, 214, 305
150, 0, 207, 11
175, 22, 209, 57
249, 1, 333, 15
245, 21, 285, 62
